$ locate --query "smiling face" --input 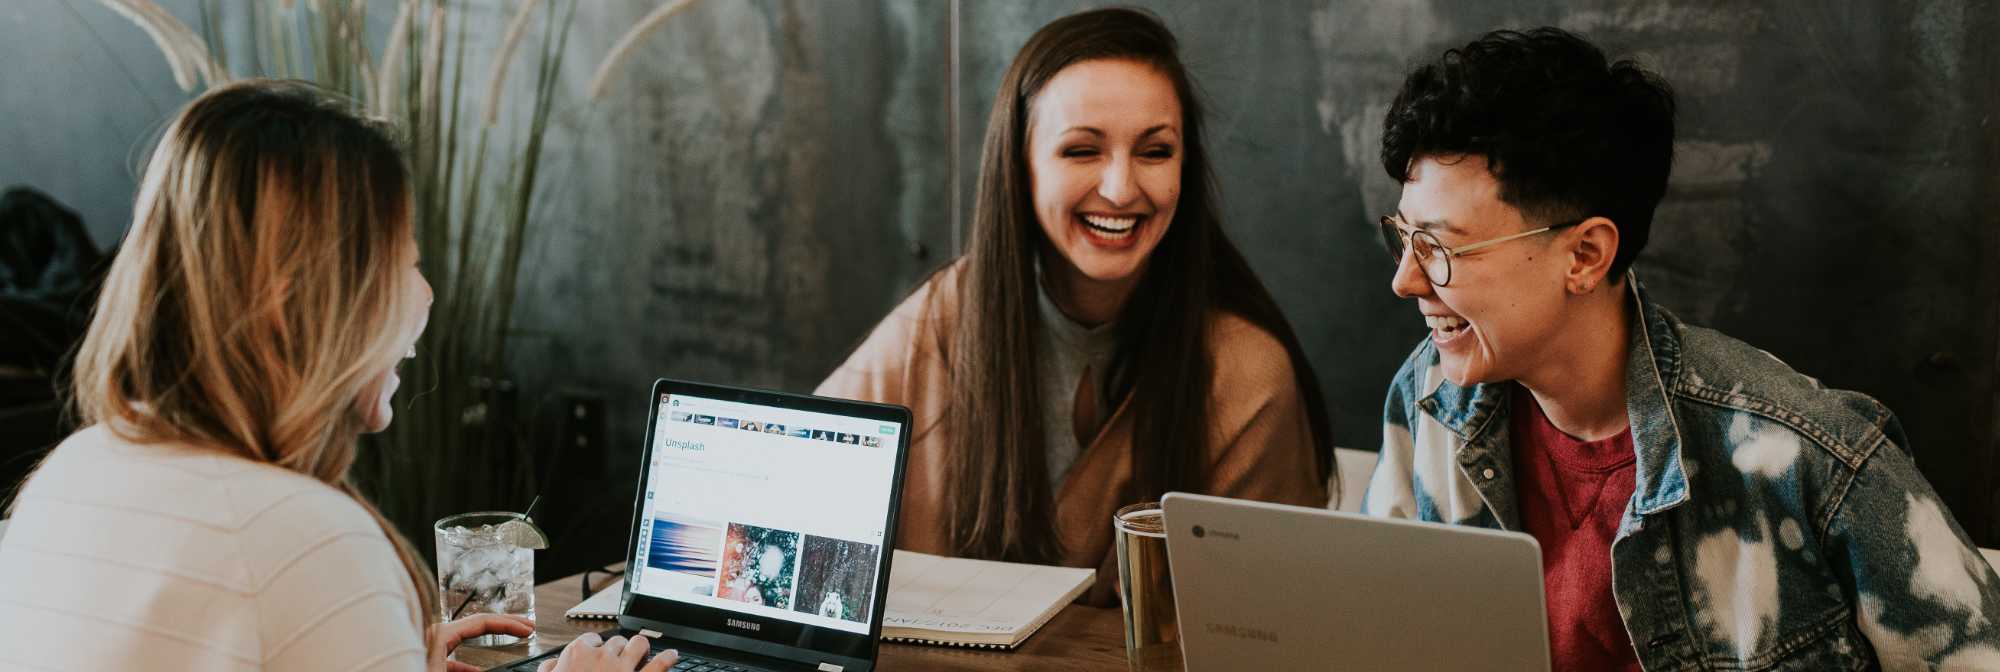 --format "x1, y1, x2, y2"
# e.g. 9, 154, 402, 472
355, 231, 433, 433
1390, 155, 1574, 386
1026, 58, 1183, 298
